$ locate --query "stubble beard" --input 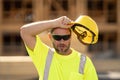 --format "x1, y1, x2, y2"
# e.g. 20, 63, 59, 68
53, 43, 70, 55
